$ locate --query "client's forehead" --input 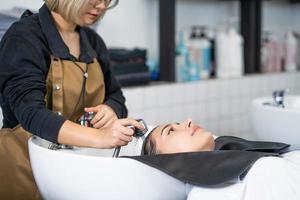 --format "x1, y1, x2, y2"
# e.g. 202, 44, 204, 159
149, 124, 171, 142
152, 124, 169, 136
